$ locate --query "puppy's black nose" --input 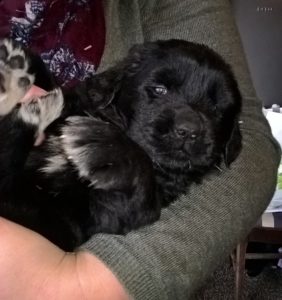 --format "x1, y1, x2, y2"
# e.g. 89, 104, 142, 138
175, 124, 198, 140
174, 108, 202, 140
